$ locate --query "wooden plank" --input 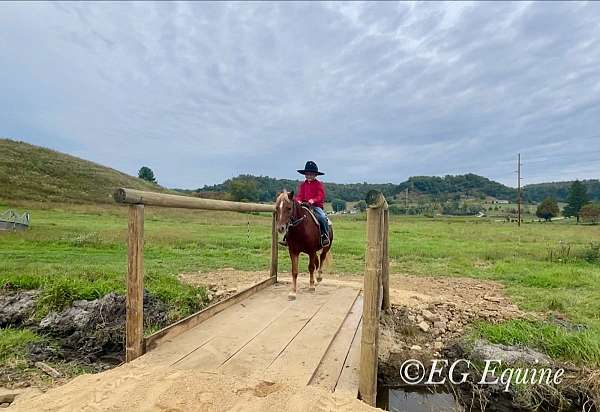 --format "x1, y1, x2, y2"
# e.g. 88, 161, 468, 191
309, 293, 363, 391
143, 283, 287, 366
114, 188, 273, 212
270, 211, 278, 281
126, 204, 144, 362
359, 192, 385, 406
145, 276, 276, 351
266, 287, 360, 386
334, 319, 363, 397
382, 208, 390, 311
172, 285, 332, 372
219, 287, 336, 377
